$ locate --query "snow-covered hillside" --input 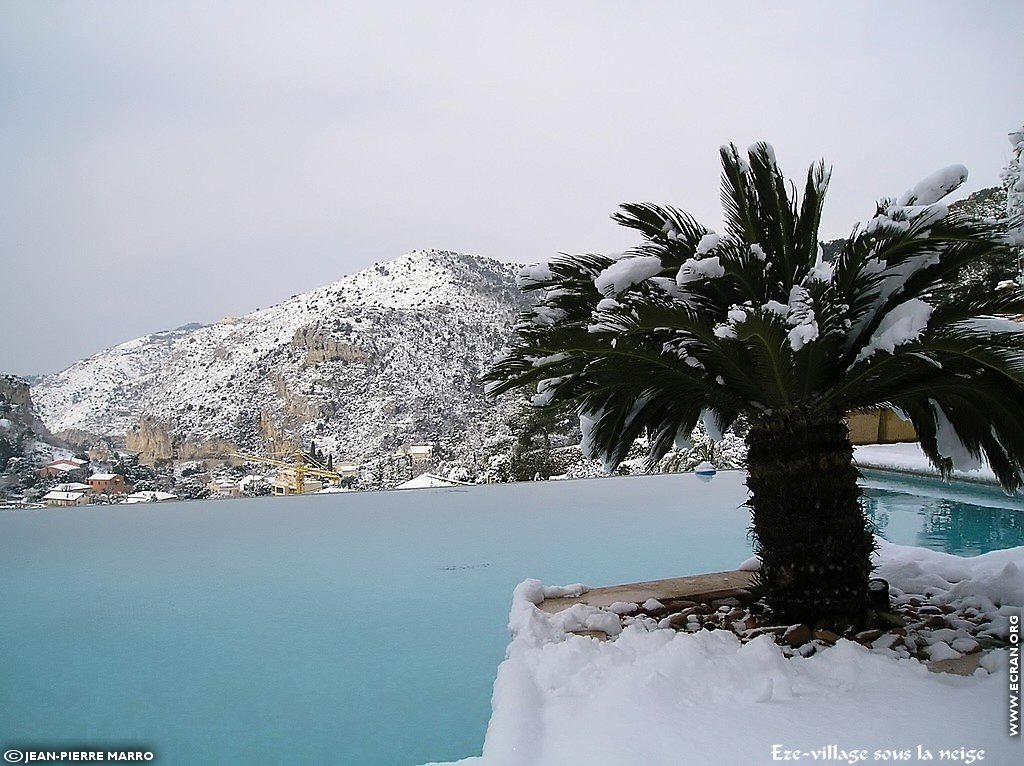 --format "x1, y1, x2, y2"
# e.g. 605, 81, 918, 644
33, 250, 530, 466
